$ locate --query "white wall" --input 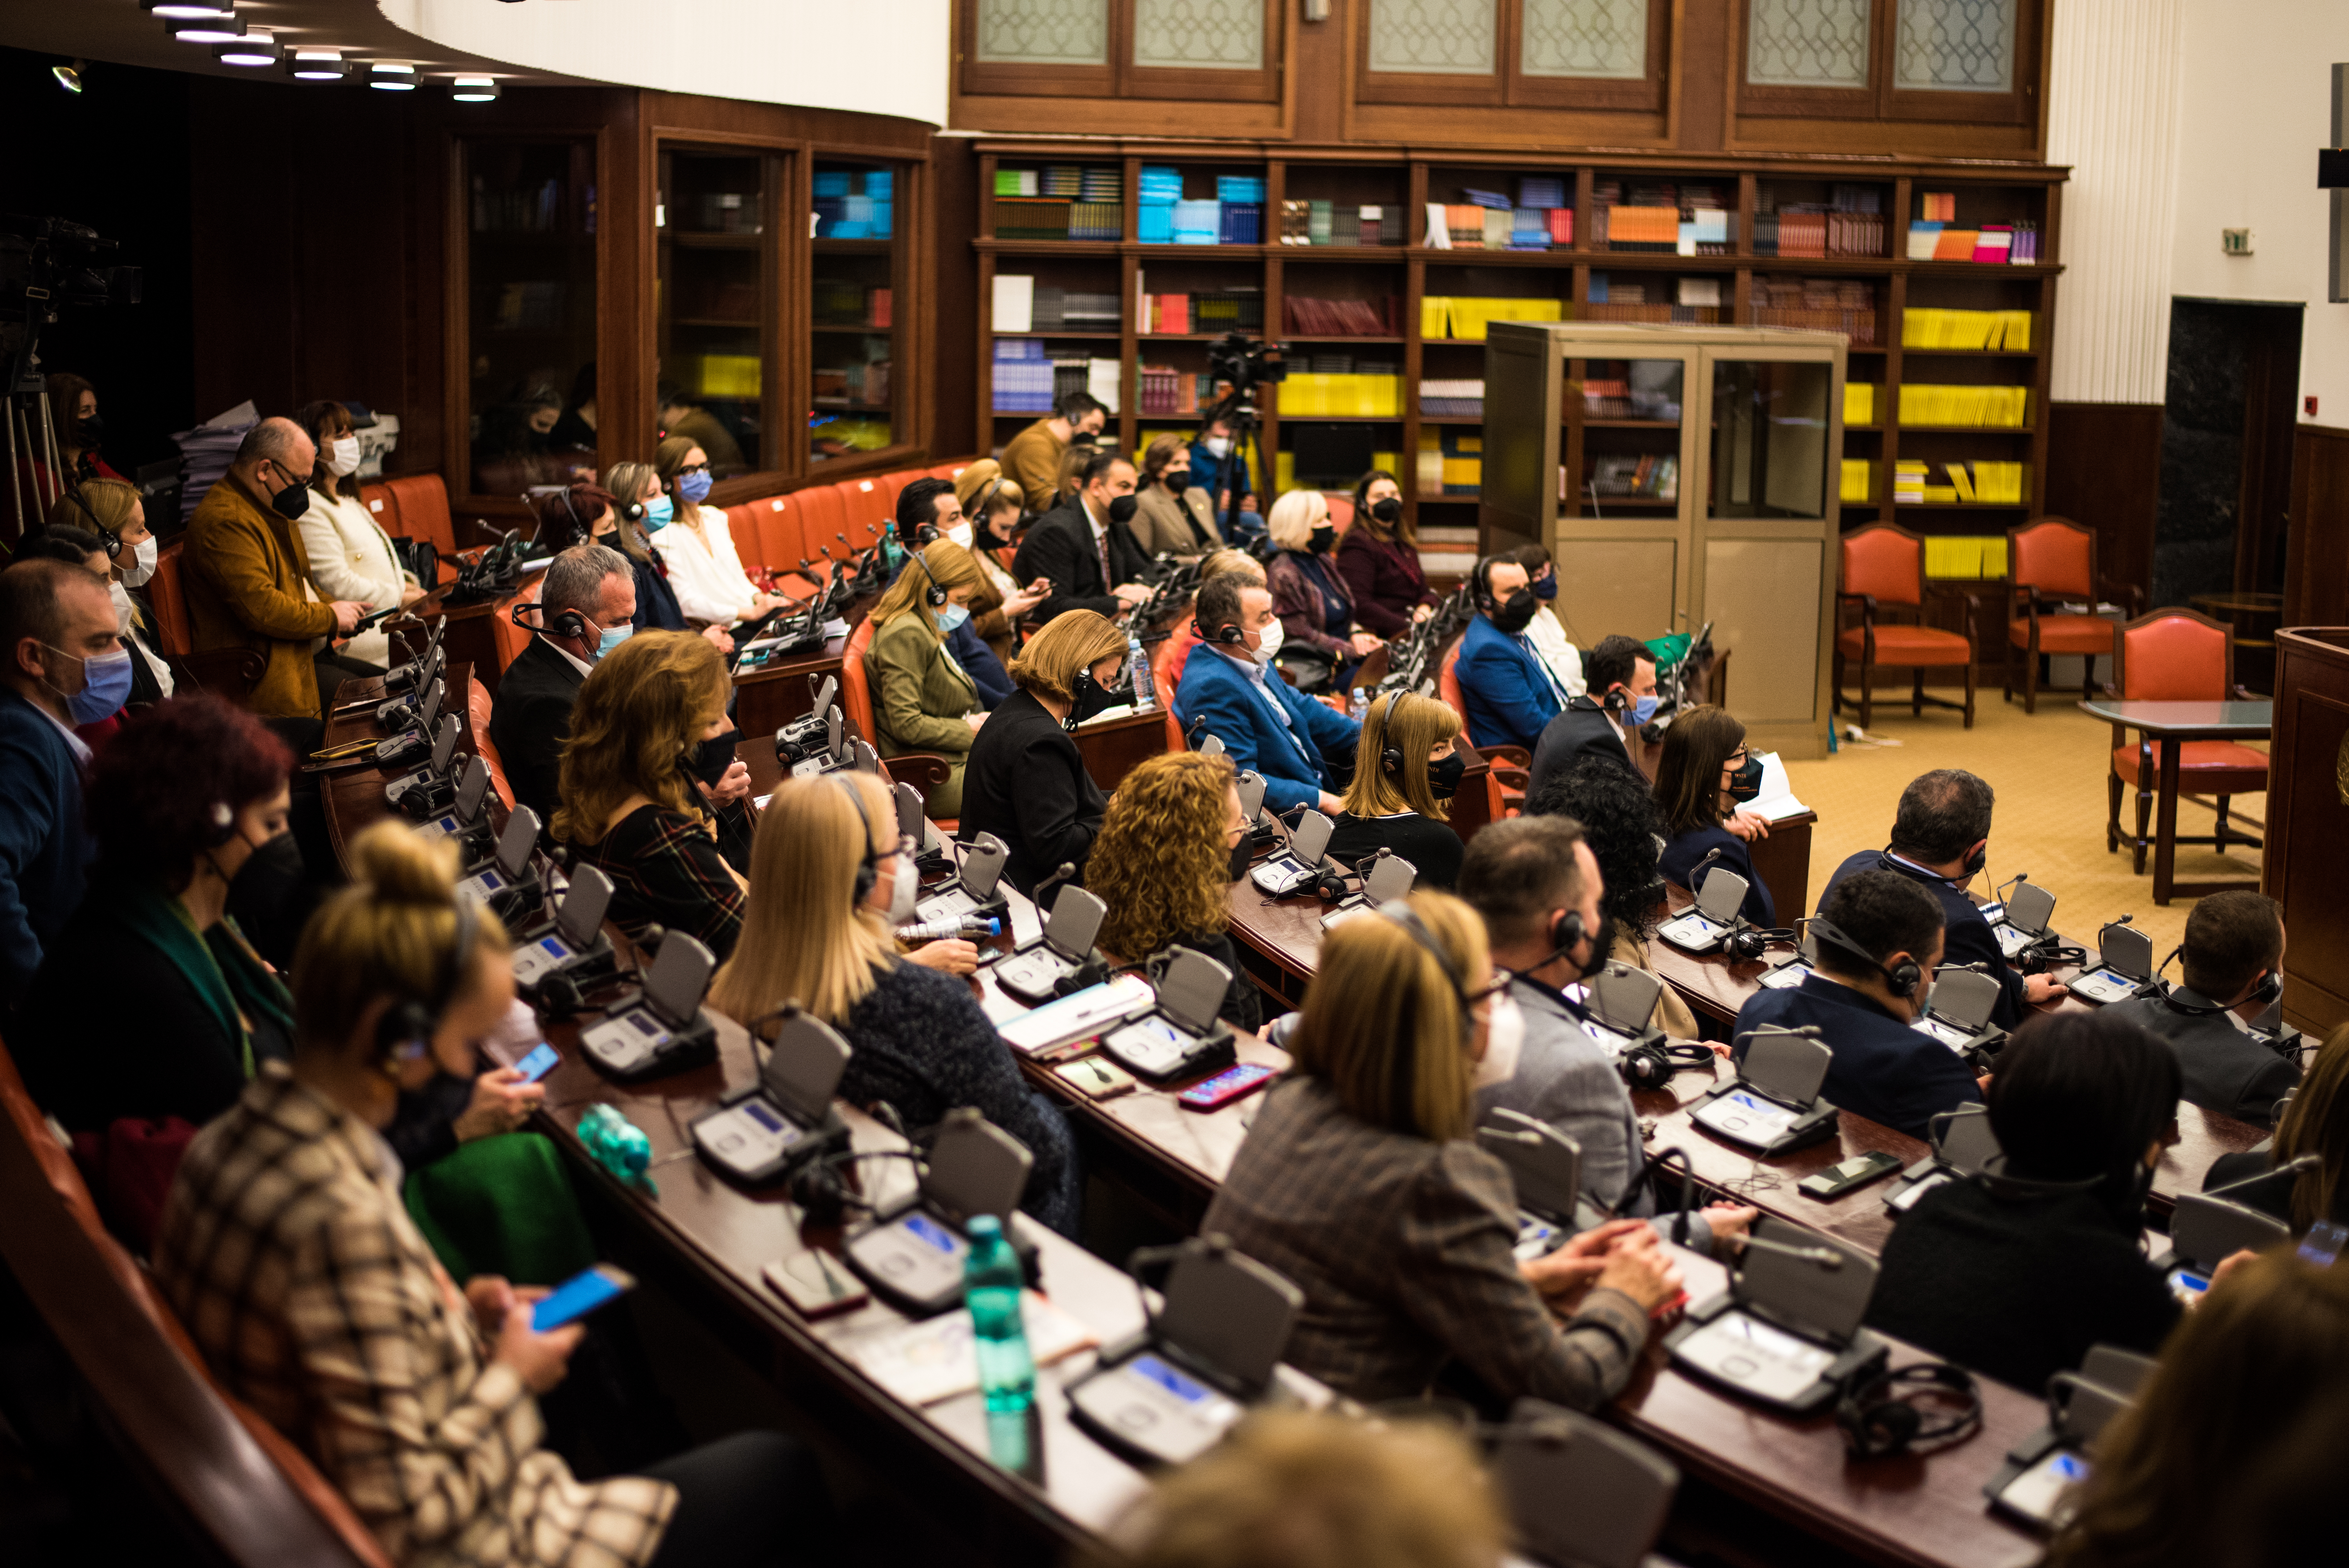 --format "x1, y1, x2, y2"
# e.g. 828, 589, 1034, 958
377, 0, 951, 127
